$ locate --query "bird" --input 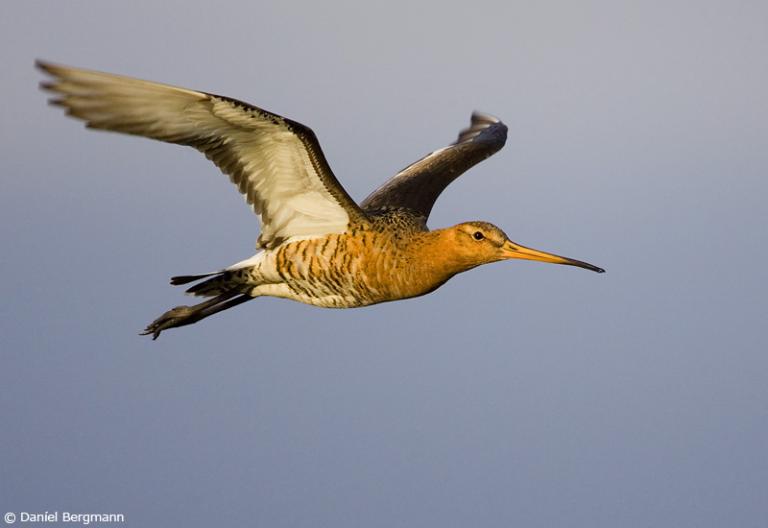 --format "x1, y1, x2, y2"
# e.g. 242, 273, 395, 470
38, 61, 604, 339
